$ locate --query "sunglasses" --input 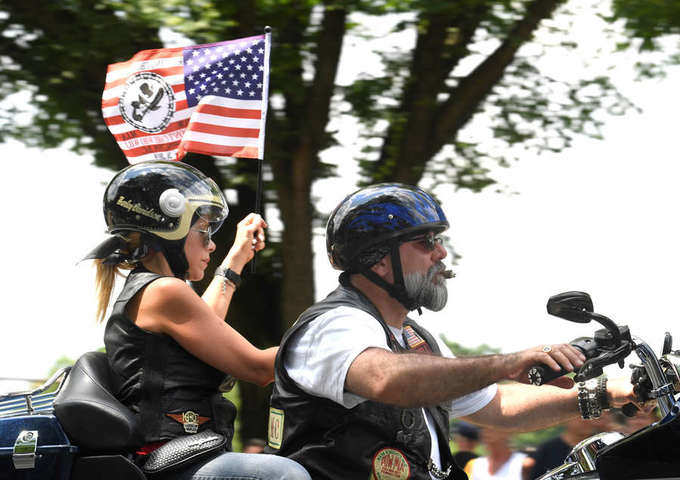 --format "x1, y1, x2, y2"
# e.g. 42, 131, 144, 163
192, 227, 213, 247
409, 232, 444, 251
